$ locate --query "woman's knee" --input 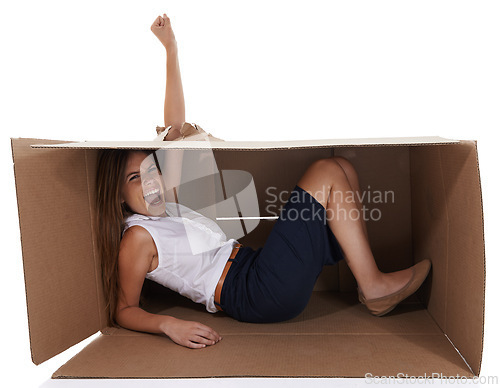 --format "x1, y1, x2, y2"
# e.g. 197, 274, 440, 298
297, 158, 352, 208
308, 157, 347, 181
332, 156, 358, 179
